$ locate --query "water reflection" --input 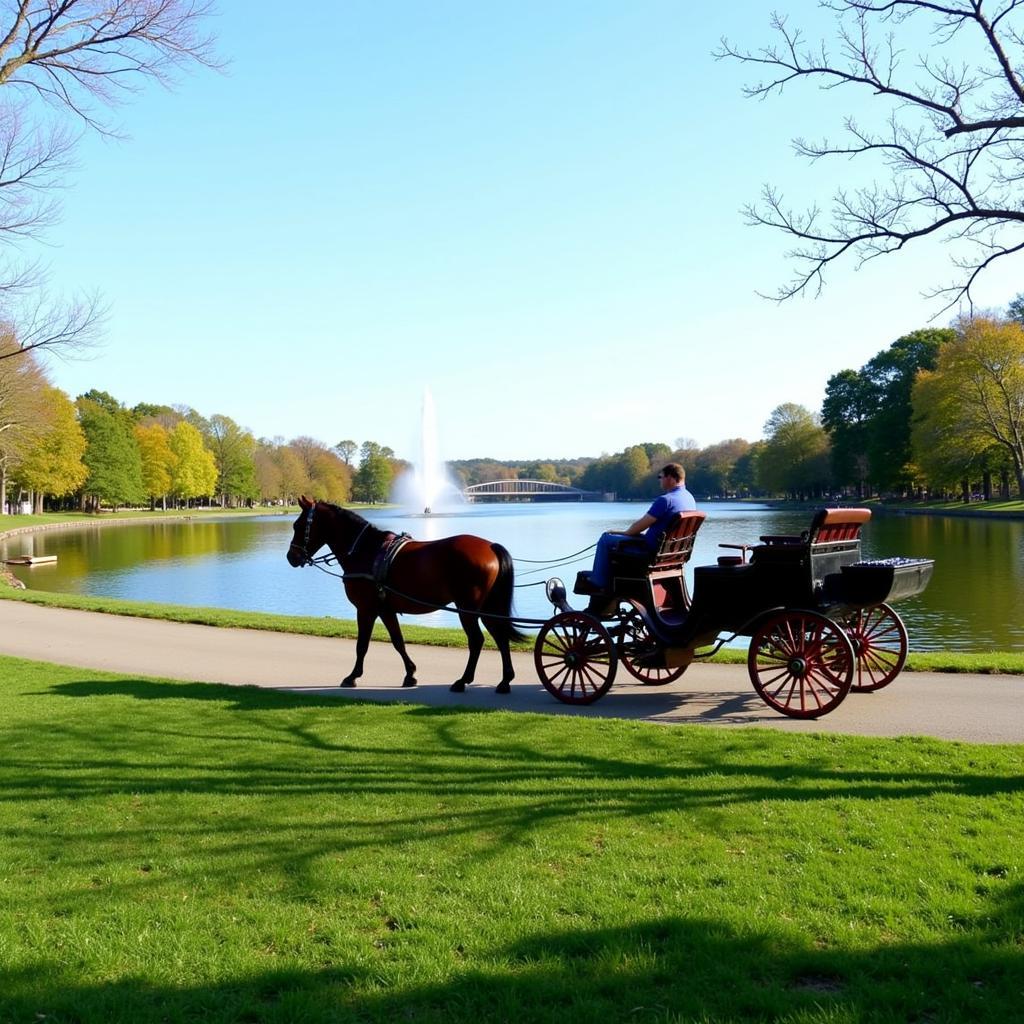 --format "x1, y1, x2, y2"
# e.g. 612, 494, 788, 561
3, 505, 1022, 652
